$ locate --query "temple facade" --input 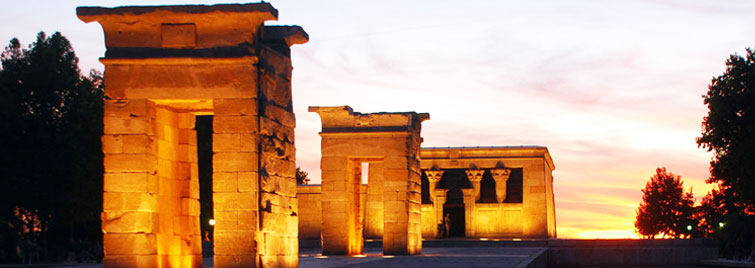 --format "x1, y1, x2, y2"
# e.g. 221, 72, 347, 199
80, 3, 307, 267
299, 108, 556, 248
